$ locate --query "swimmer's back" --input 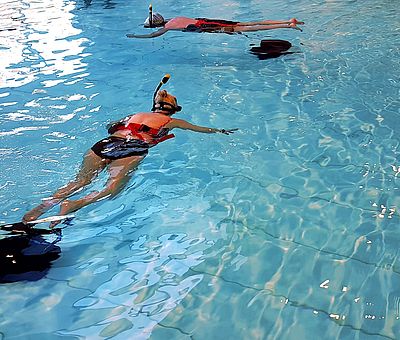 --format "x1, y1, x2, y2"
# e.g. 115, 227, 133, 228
164, 17, 197, 30
126, 112, 172, 127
